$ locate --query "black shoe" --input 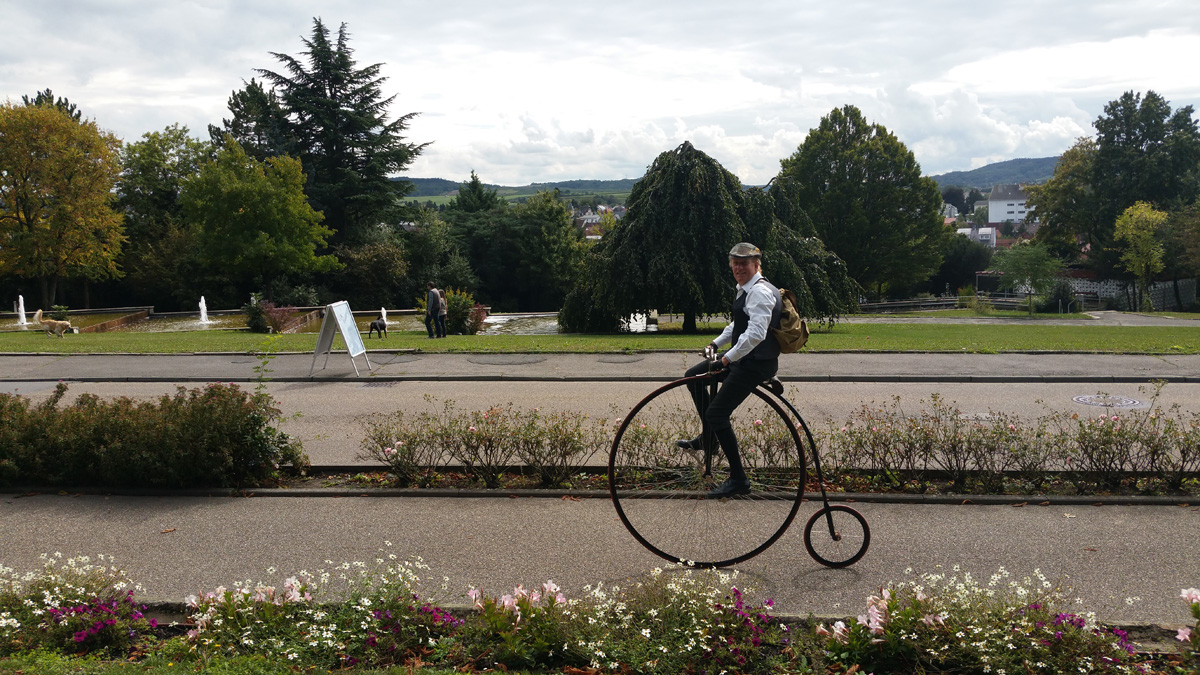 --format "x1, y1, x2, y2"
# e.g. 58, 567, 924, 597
675, 437, 701, 451
707, 477, 751, 498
